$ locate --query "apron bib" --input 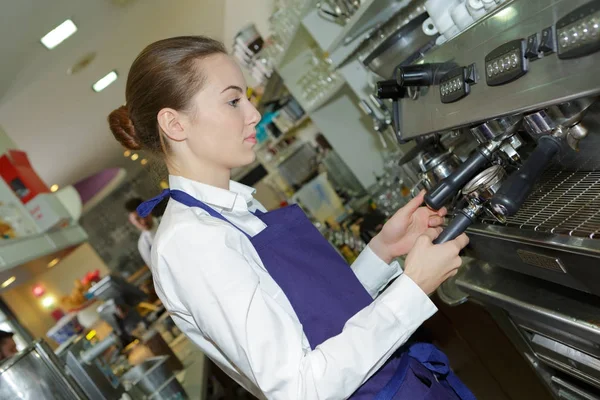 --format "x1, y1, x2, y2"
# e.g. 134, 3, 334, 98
139, 189, 476, 400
